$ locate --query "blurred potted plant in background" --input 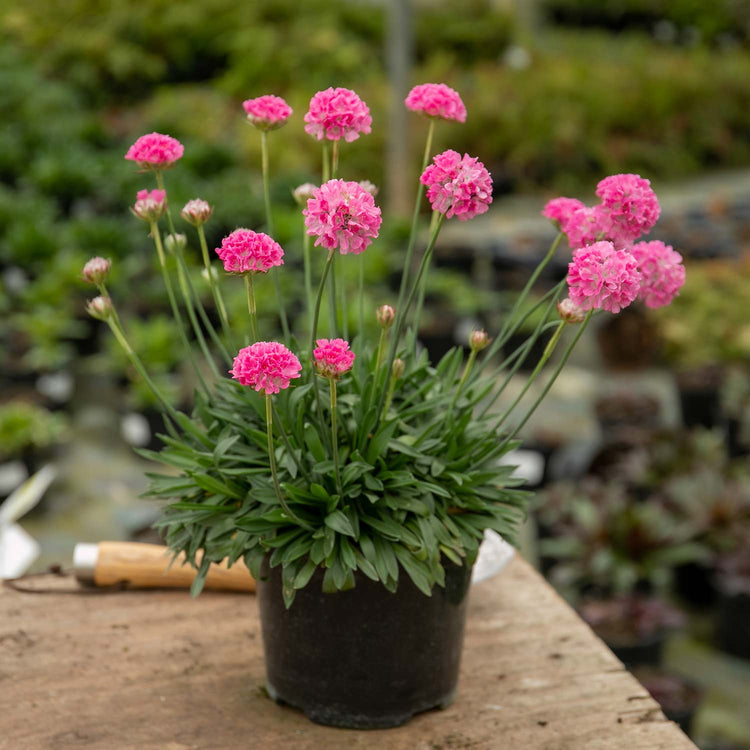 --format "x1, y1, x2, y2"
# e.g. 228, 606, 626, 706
81, 80, 685, 729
